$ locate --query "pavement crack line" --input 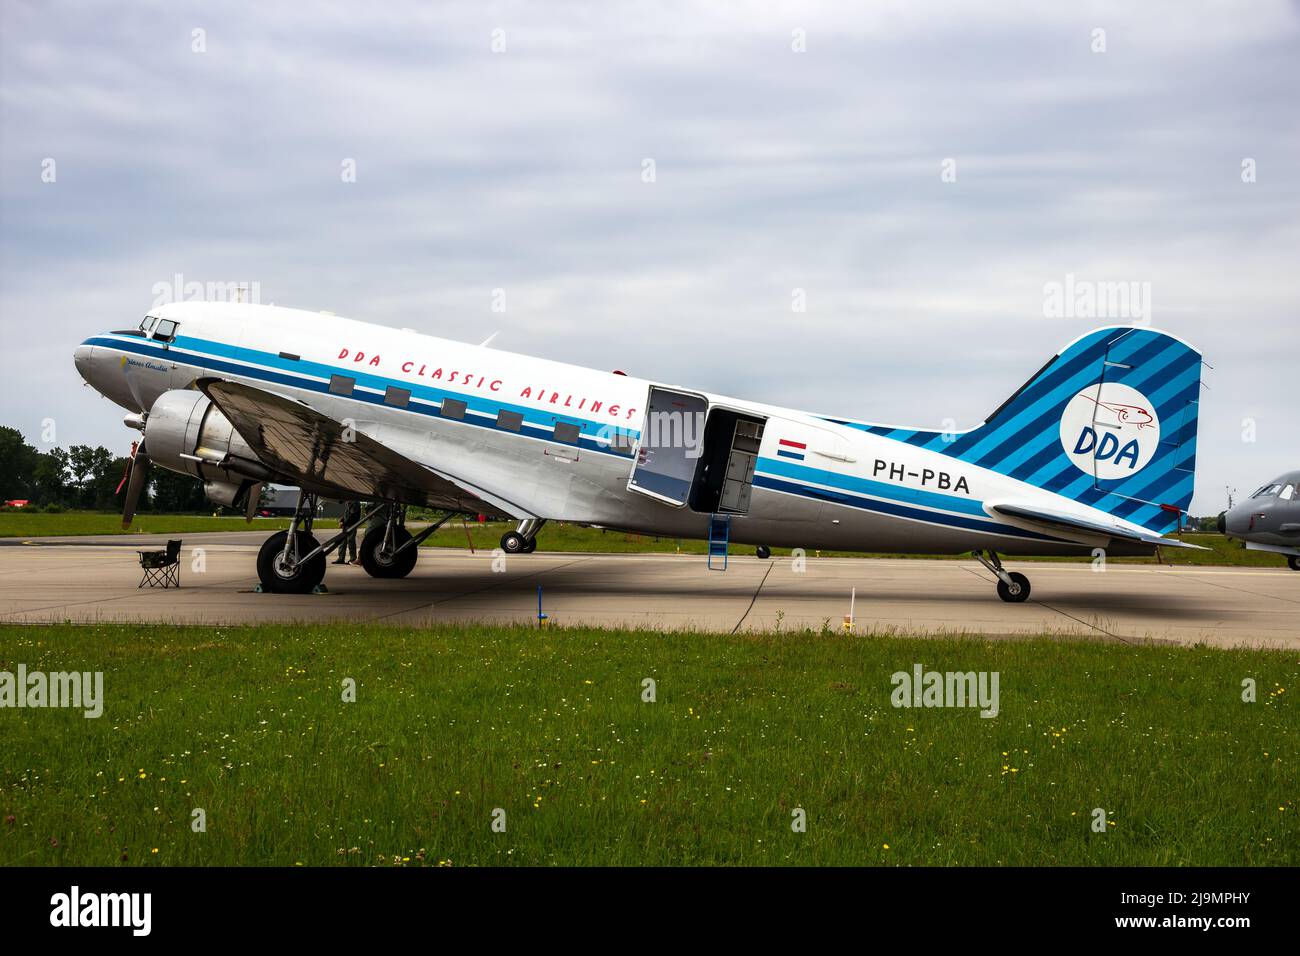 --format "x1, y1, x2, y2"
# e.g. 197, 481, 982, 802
731, 562, 775, 634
